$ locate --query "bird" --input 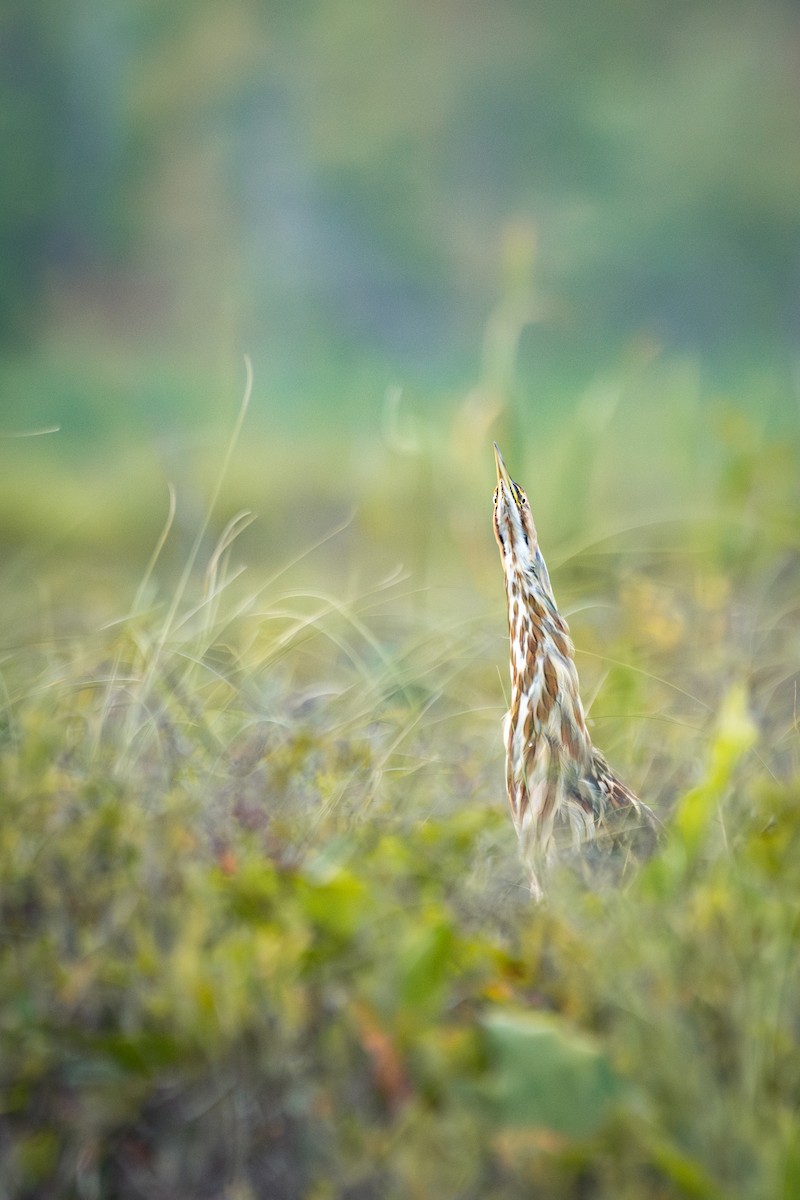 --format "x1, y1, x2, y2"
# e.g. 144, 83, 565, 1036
492, 442, 657, 900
